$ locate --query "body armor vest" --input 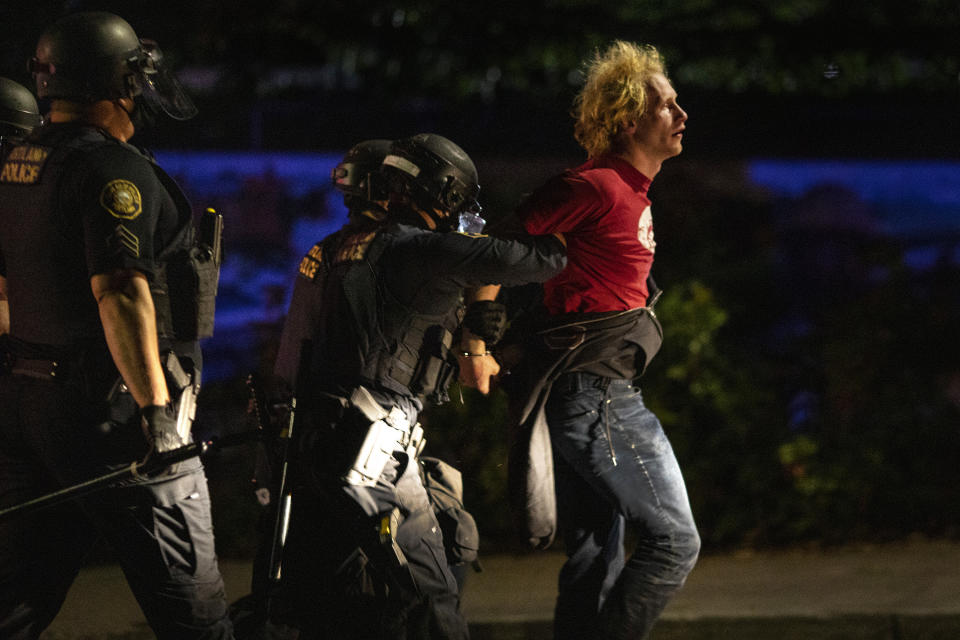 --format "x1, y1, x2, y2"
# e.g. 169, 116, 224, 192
0, 126, 121, 345
276, 222, 461, 405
